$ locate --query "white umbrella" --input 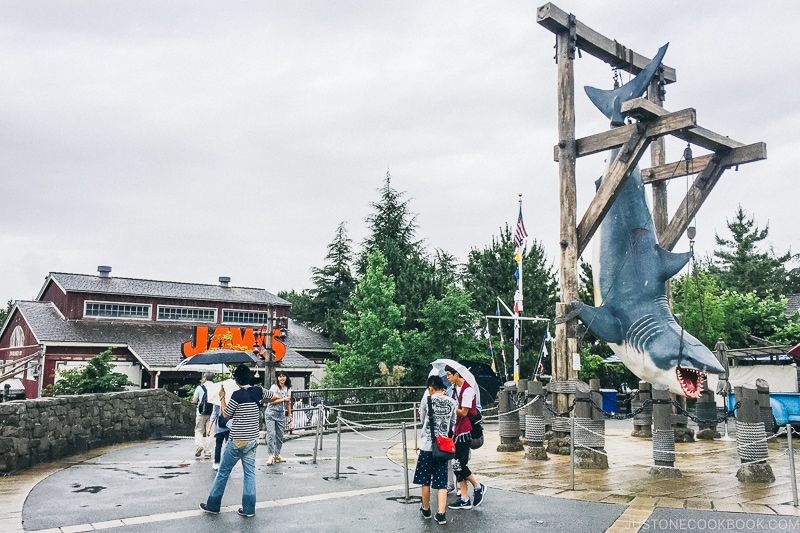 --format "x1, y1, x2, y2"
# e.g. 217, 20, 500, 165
431, 358, 480, 405
175, 363, 230, 374
203, 379, 240, 406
